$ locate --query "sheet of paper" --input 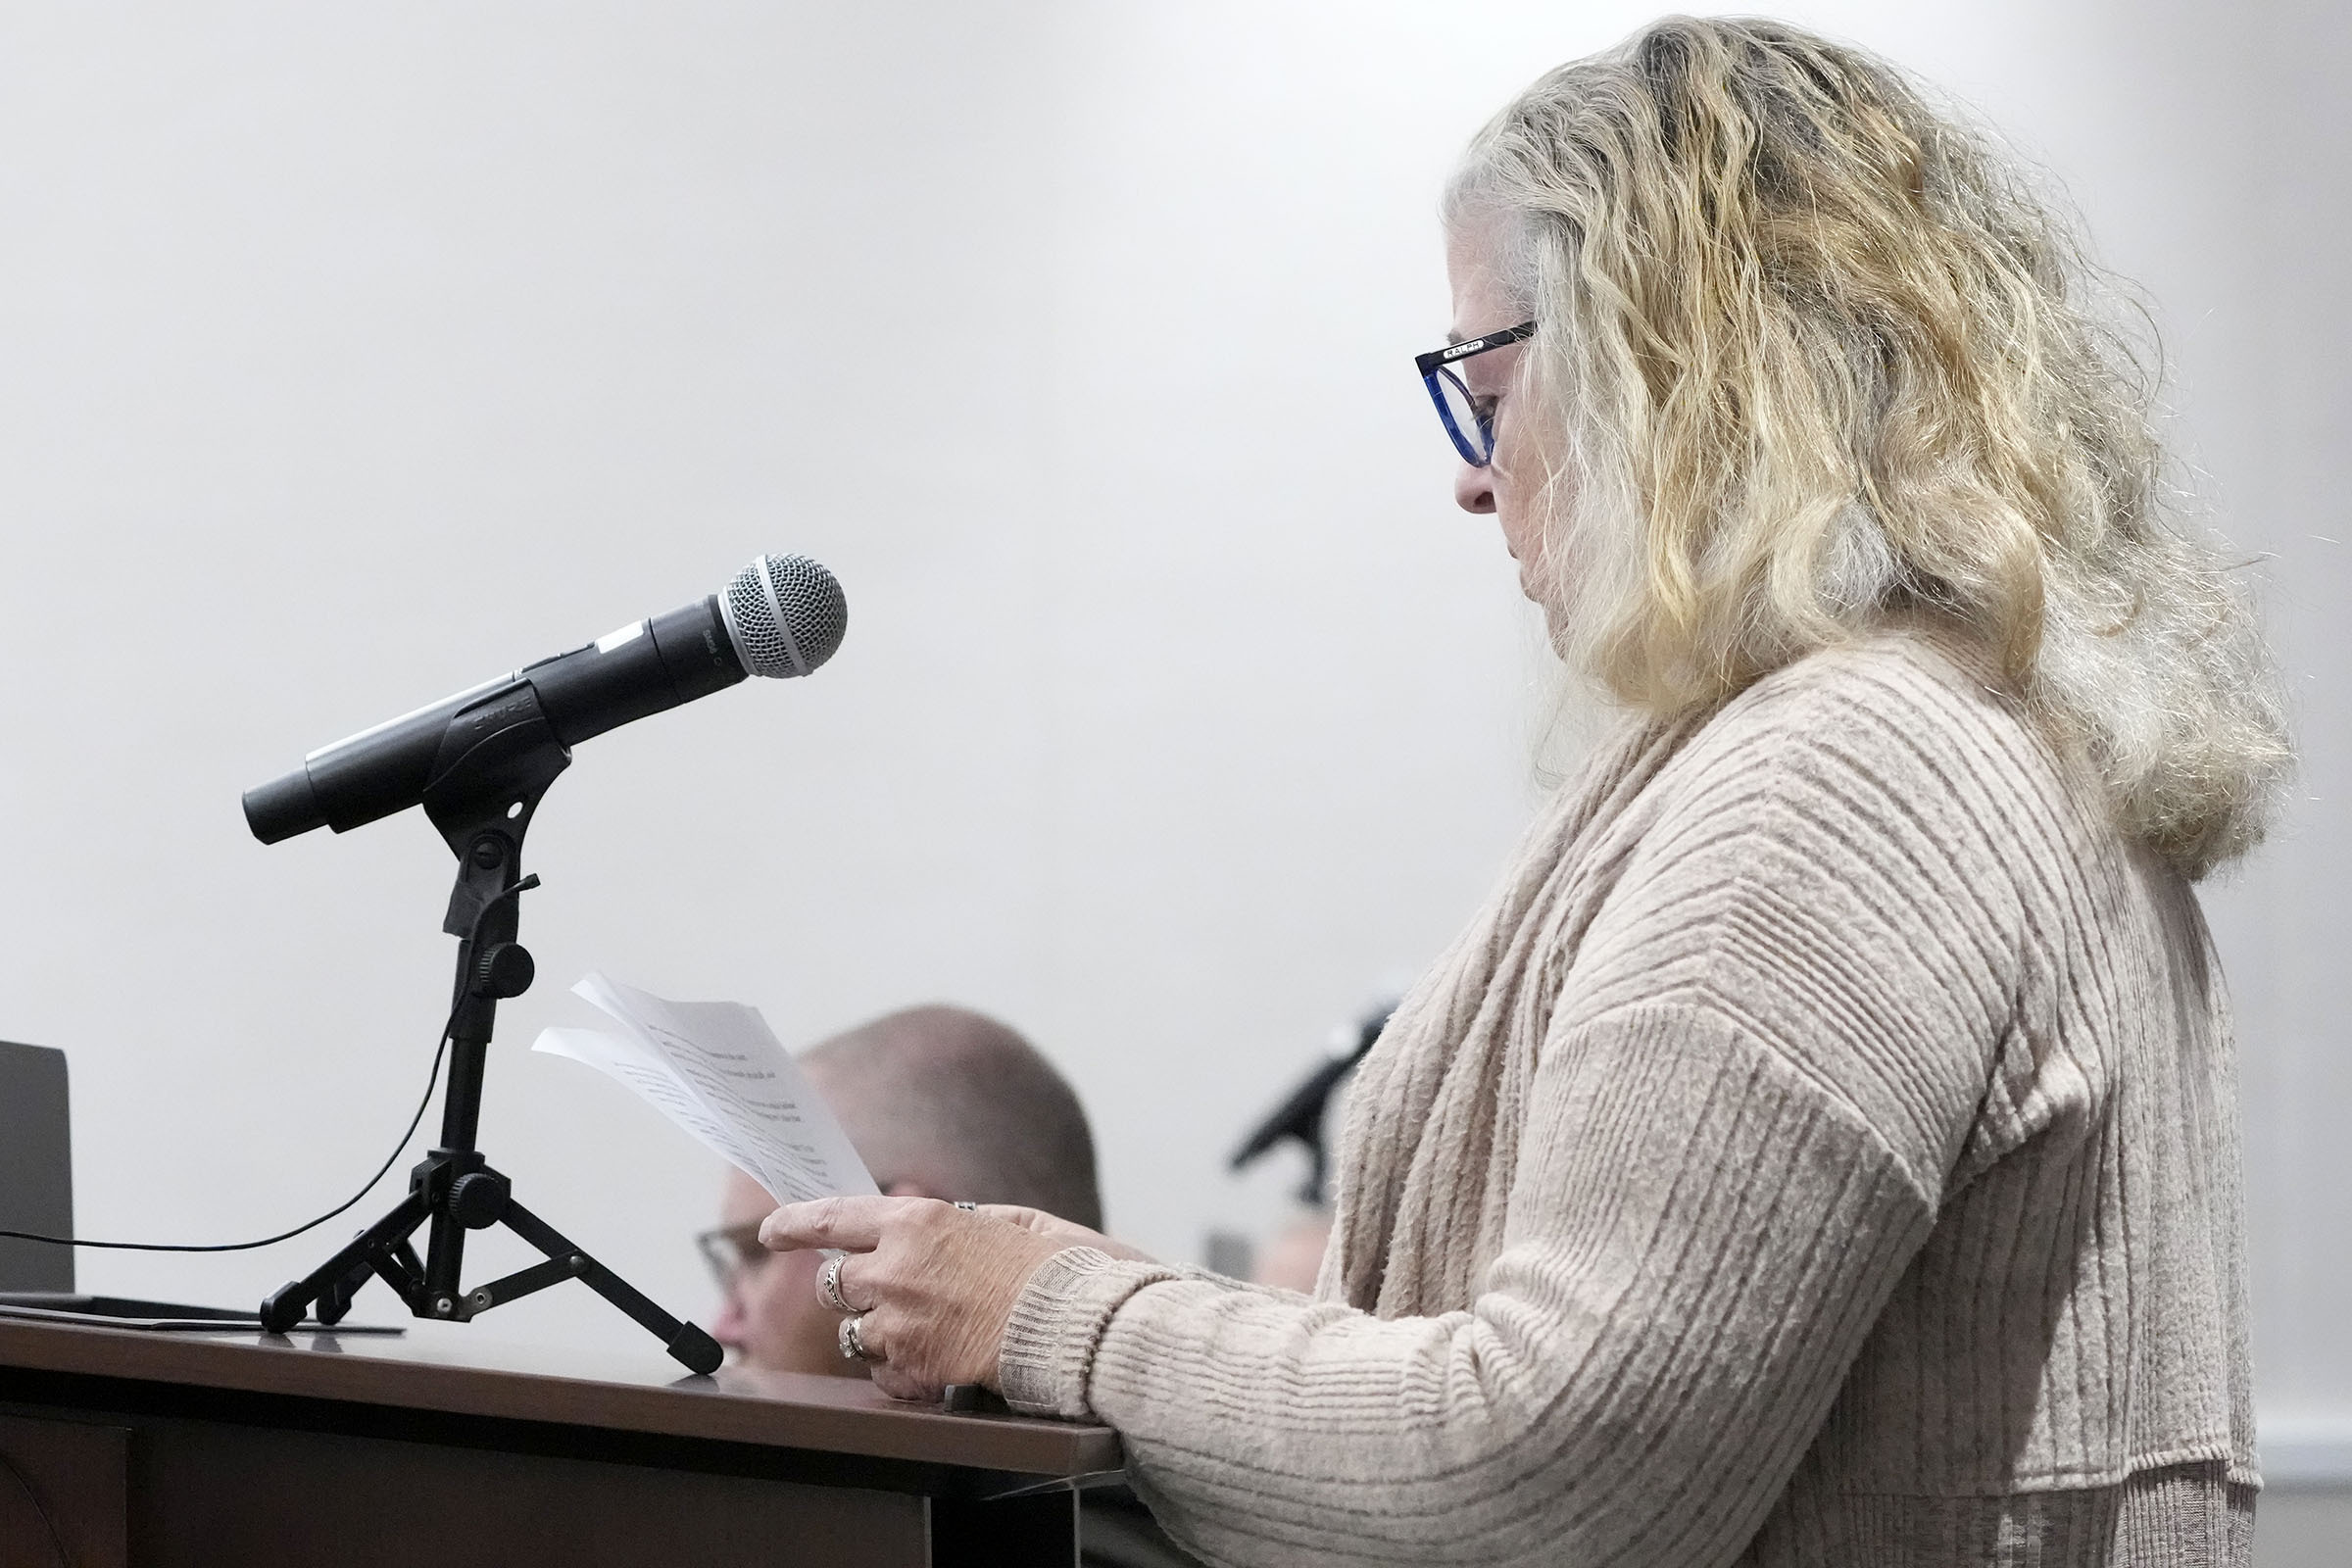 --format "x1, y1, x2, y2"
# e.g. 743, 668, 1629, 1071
531, 972, 876, 1207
